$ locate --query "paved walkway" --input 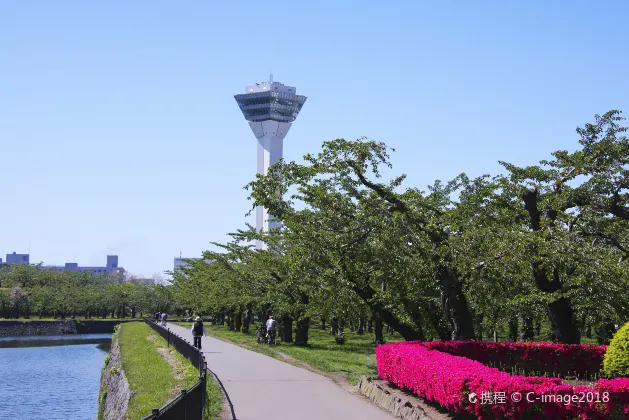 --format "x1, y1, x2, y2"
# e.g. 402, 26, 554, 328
167, 323, 394, 420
